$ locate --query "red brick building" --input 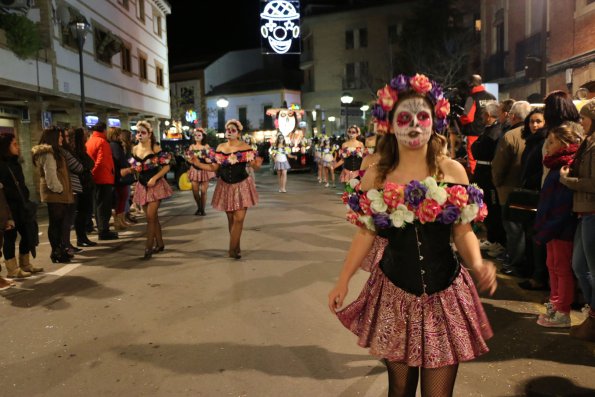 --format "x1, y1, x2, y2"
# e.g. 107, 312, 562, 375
481, 0, 595, 101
